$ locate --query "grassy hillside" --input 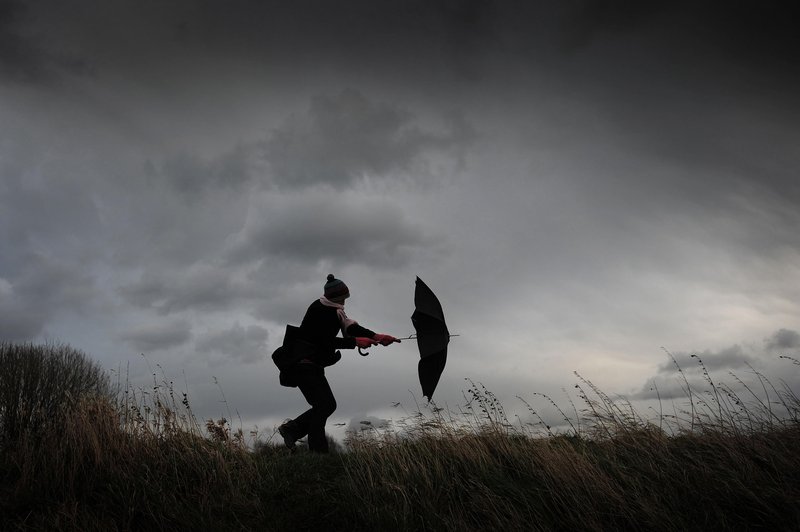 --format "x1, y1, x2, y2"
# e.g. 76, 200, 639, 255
1, 342, 799, 530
